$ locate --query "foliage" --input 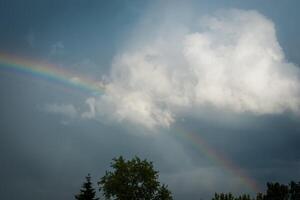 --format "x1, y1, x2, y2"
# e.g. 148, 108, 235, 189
98, 156, 173, 200
212, 181, 300, 200
212, 193, 235, 200
255, 193, 264, 200
154, 184, 173, 200
235, 194, 253, 200
289, 181, 300, 200
75, 174, 99, 200
212, 193, 253, 200
74, 156, 300, 200
265, 182, 289, 200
